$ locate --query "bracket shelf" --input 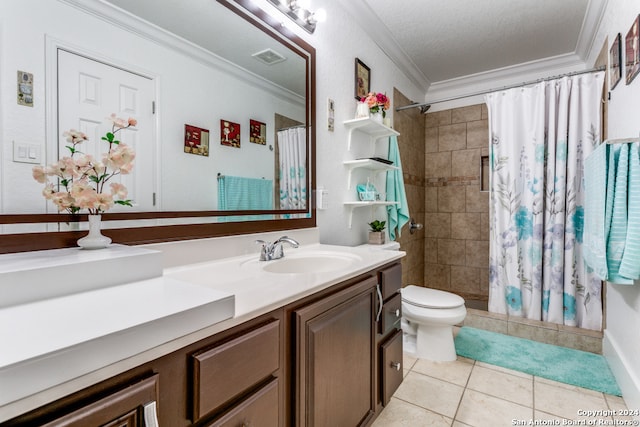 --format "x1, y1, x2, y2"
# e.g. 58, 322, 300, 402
343, 117, 400, 151
344, 201, 398, 228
